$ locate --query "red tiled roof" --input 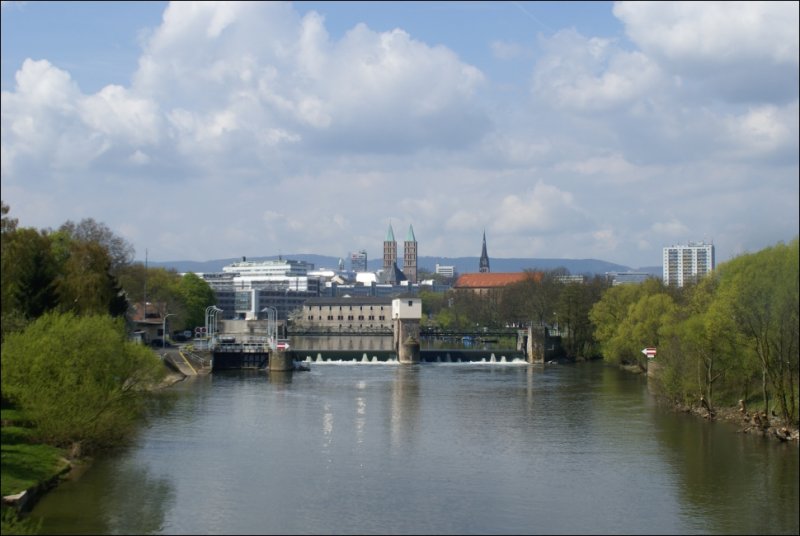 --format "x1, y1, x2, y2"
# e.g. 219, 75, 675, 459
453, 272, 541, 289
